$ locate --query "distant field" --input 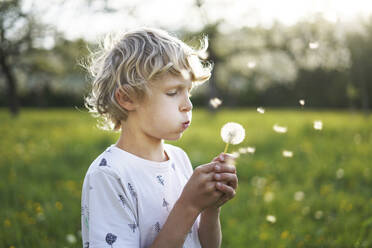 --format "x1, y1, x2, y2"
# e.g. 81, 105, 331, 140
1, 108, 371, 248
